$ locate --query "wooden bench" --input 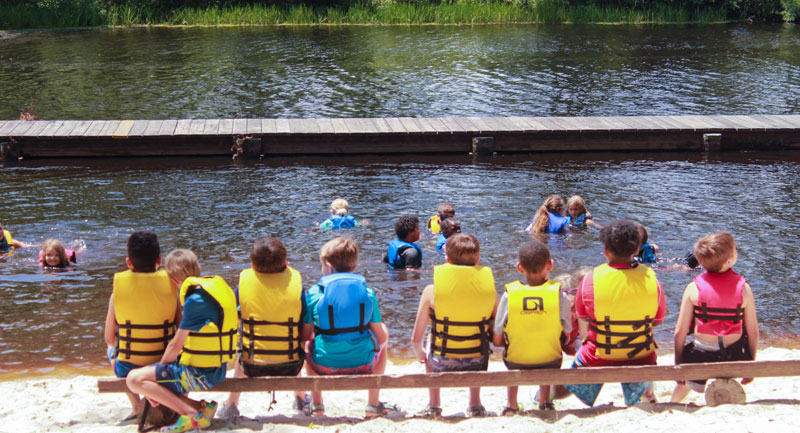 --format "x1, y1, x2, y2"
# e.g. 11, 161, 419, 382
98, 359, 800, 407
